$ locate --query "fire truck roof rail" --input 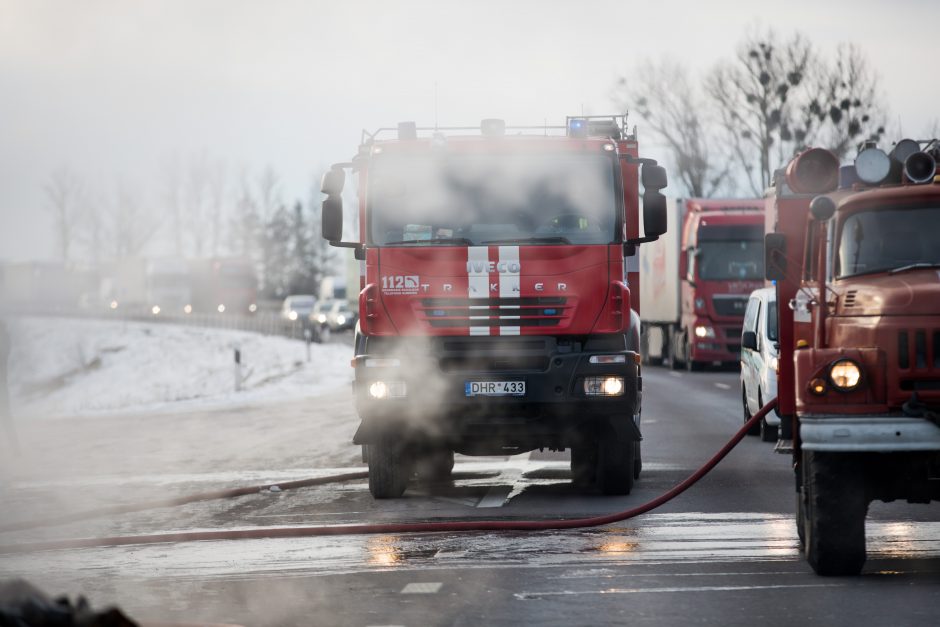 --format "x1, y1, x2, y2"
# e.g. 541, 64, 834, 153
360, 114, 635, 145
